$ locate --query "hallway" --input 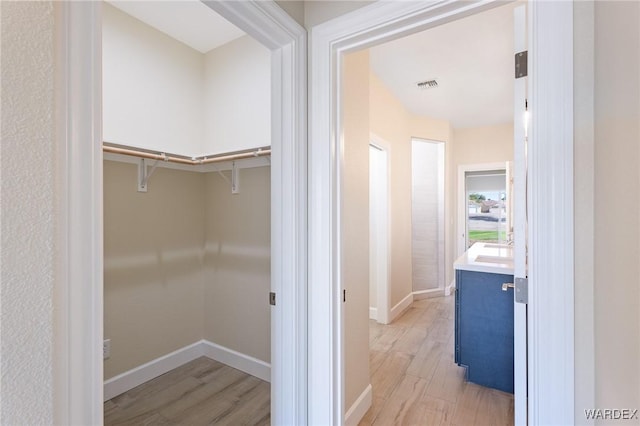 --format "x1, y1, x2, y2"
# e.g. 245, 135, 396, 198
360, 296, 514, 426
